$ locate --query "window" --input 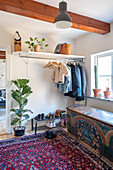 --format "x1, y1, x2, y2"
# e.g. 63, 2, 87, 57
97, 55, 113, 92
91, 50, 113, 98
